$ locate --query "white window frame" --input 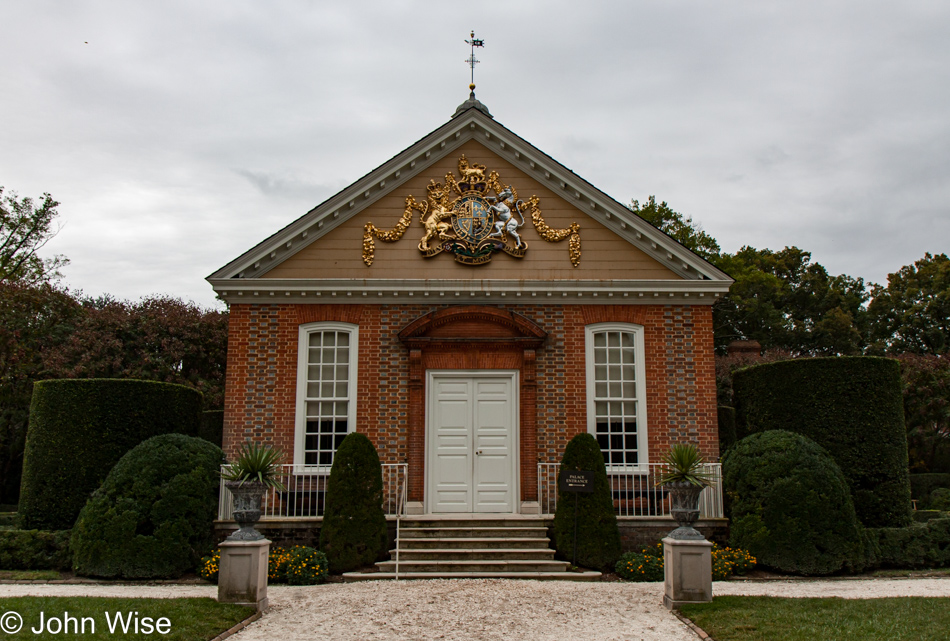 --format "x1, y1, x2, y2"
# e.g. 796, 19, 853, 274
294, 322, 359, 472
585, 322, 649, 472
